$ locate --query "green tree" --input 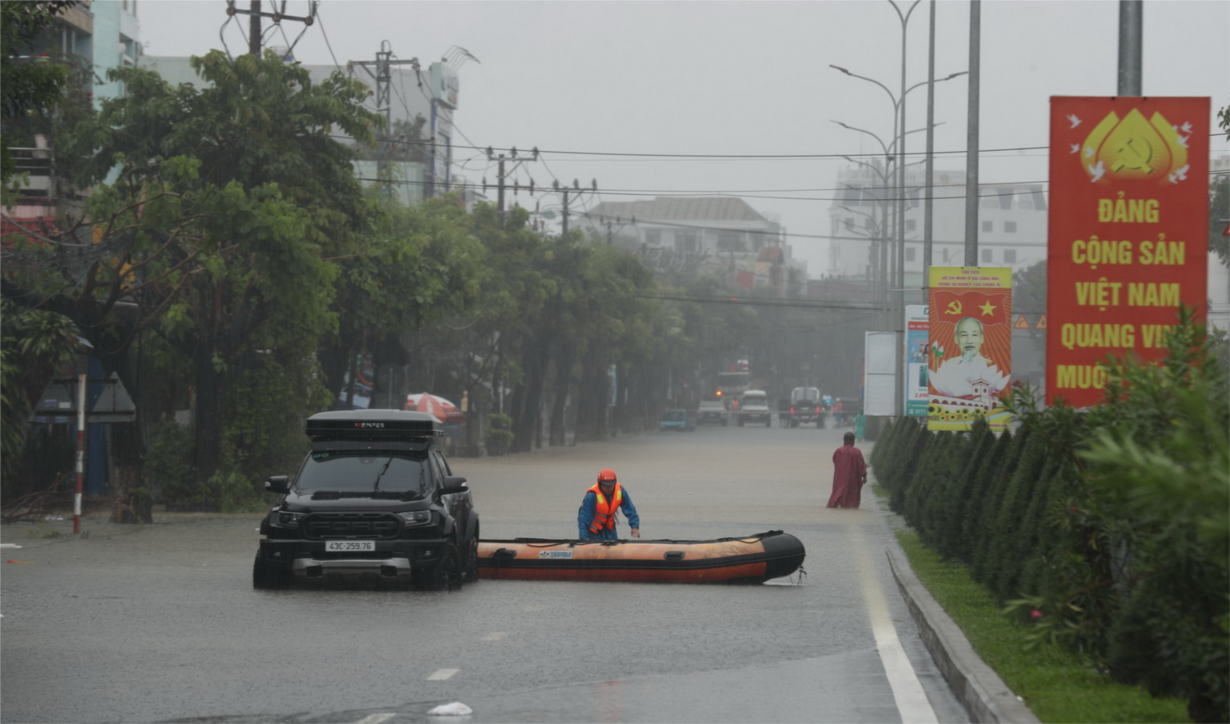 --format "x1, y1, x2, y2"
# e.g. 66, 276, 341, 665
1079, 316, 1229, 722
40, 51, 381, 497
320, 191, 484, 412
0, 298, 82, 498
